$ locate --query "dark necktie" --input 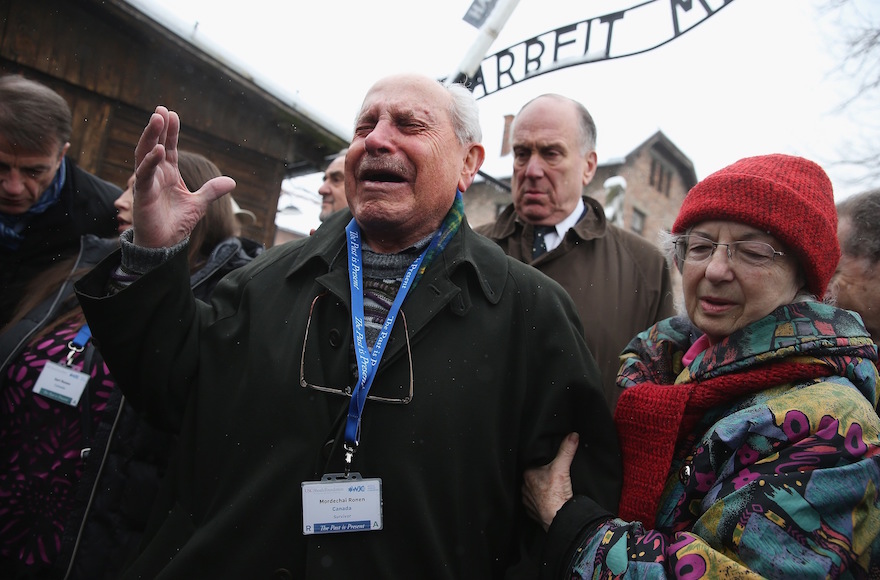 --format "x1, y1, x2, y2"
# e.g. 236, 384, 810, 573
531, 225, 555, 259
